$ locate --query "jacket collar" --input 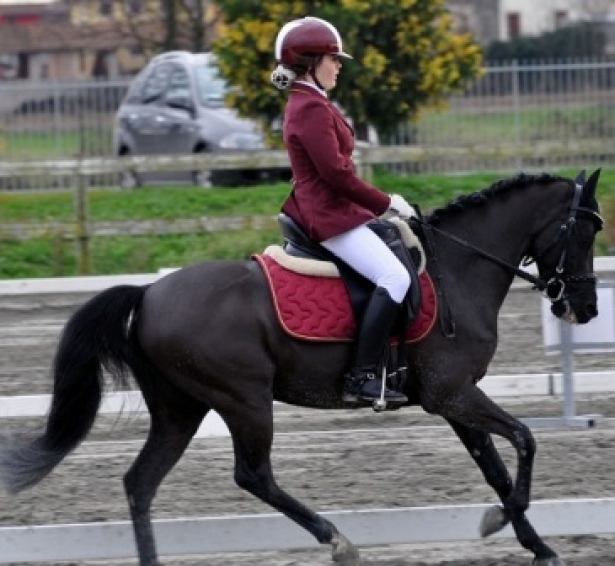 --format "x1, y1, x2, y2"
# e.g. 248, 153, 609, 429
289, 82, 326, 98
289, 82, 354, 135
